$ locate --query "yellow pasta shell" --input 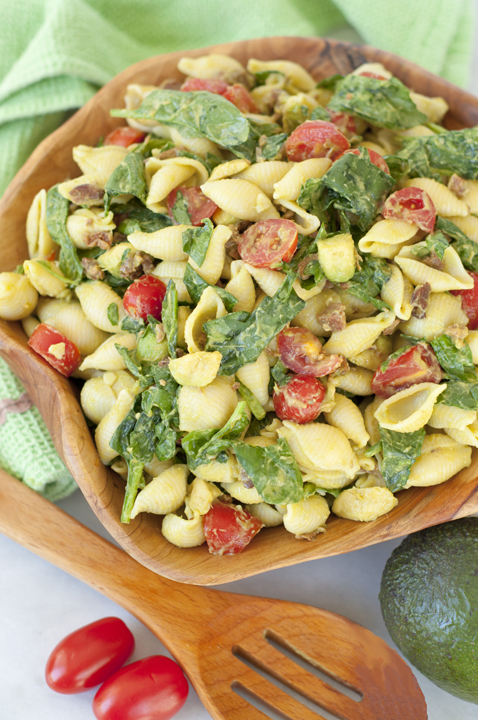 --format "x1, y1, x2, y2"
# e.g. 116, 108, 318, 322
374, 382, 446, 432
